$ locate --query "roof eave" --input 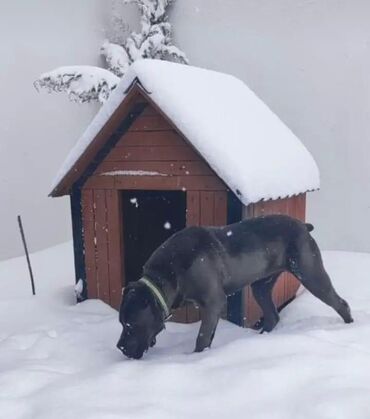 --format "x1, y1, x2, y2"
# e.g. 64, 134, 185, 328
243, 186, 320, 206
